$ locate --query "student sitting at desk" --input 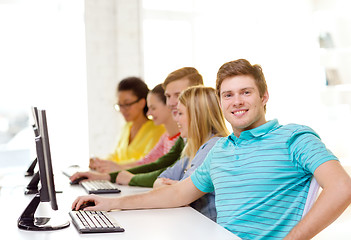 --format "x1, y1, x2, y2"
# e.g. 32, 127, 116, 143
73, 86, 229, 221
89, 77, 165, 172
94, 84, 180, 173
73, 59, 351, 240
153, 86, 229, 221
71, 67, 204, 187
